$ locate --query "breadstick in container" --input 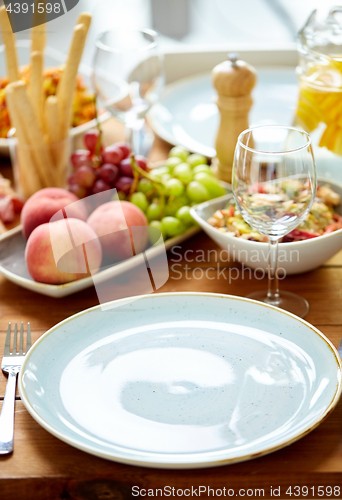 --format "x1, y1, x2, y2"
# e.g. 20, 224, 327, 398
0, 6, 19, 82
31, 23, 46, 55
57, 23, 88, 141
31, 1, 46, 55
11, 81, 57, 187
45, 95, 66, 186
6, 85, 42, 197
44, 95, 59, 145
29, 51, 44, 130
76, 12, 92, 34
